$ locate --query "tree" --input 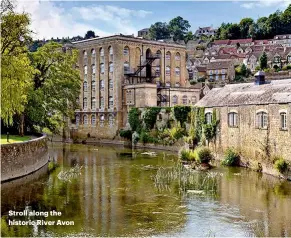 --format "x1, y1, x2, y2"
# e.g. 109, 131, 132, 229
260, 52, 268, 70
184, 31, 194, 43
239, 18, 254, 38
240, 63, 247, 76
148, 22, 170, 40
84, 30, 96, 39
168, 16, 191, 42
26, 42, 81, 134
227, 23, 241, 39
